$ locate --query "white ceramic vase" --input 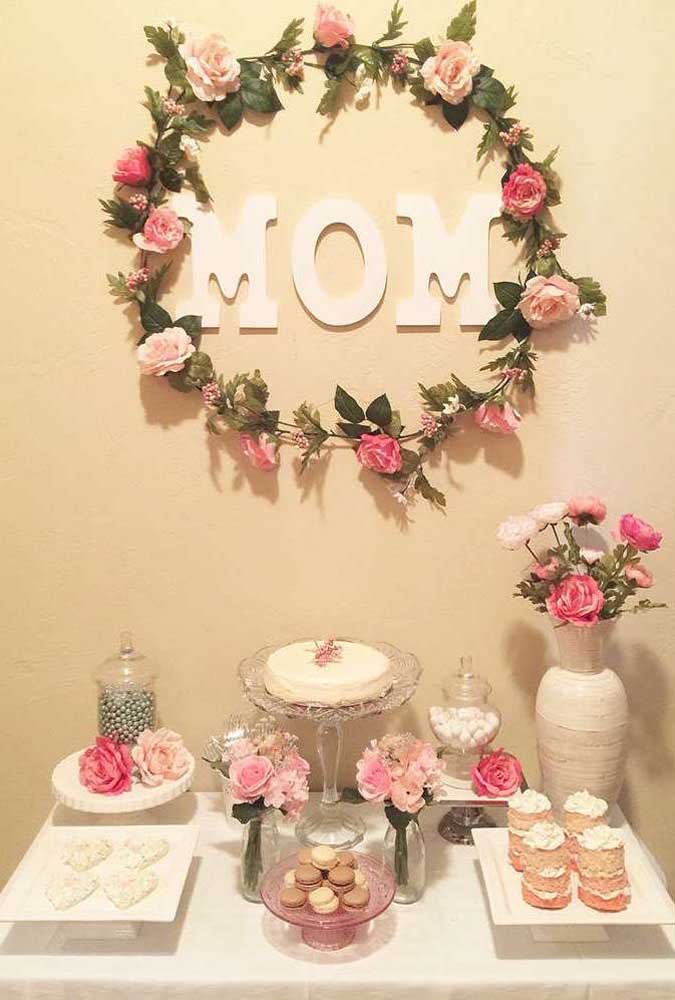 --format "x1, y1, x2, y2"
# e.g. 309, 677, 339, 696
535, 620, 628, 816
